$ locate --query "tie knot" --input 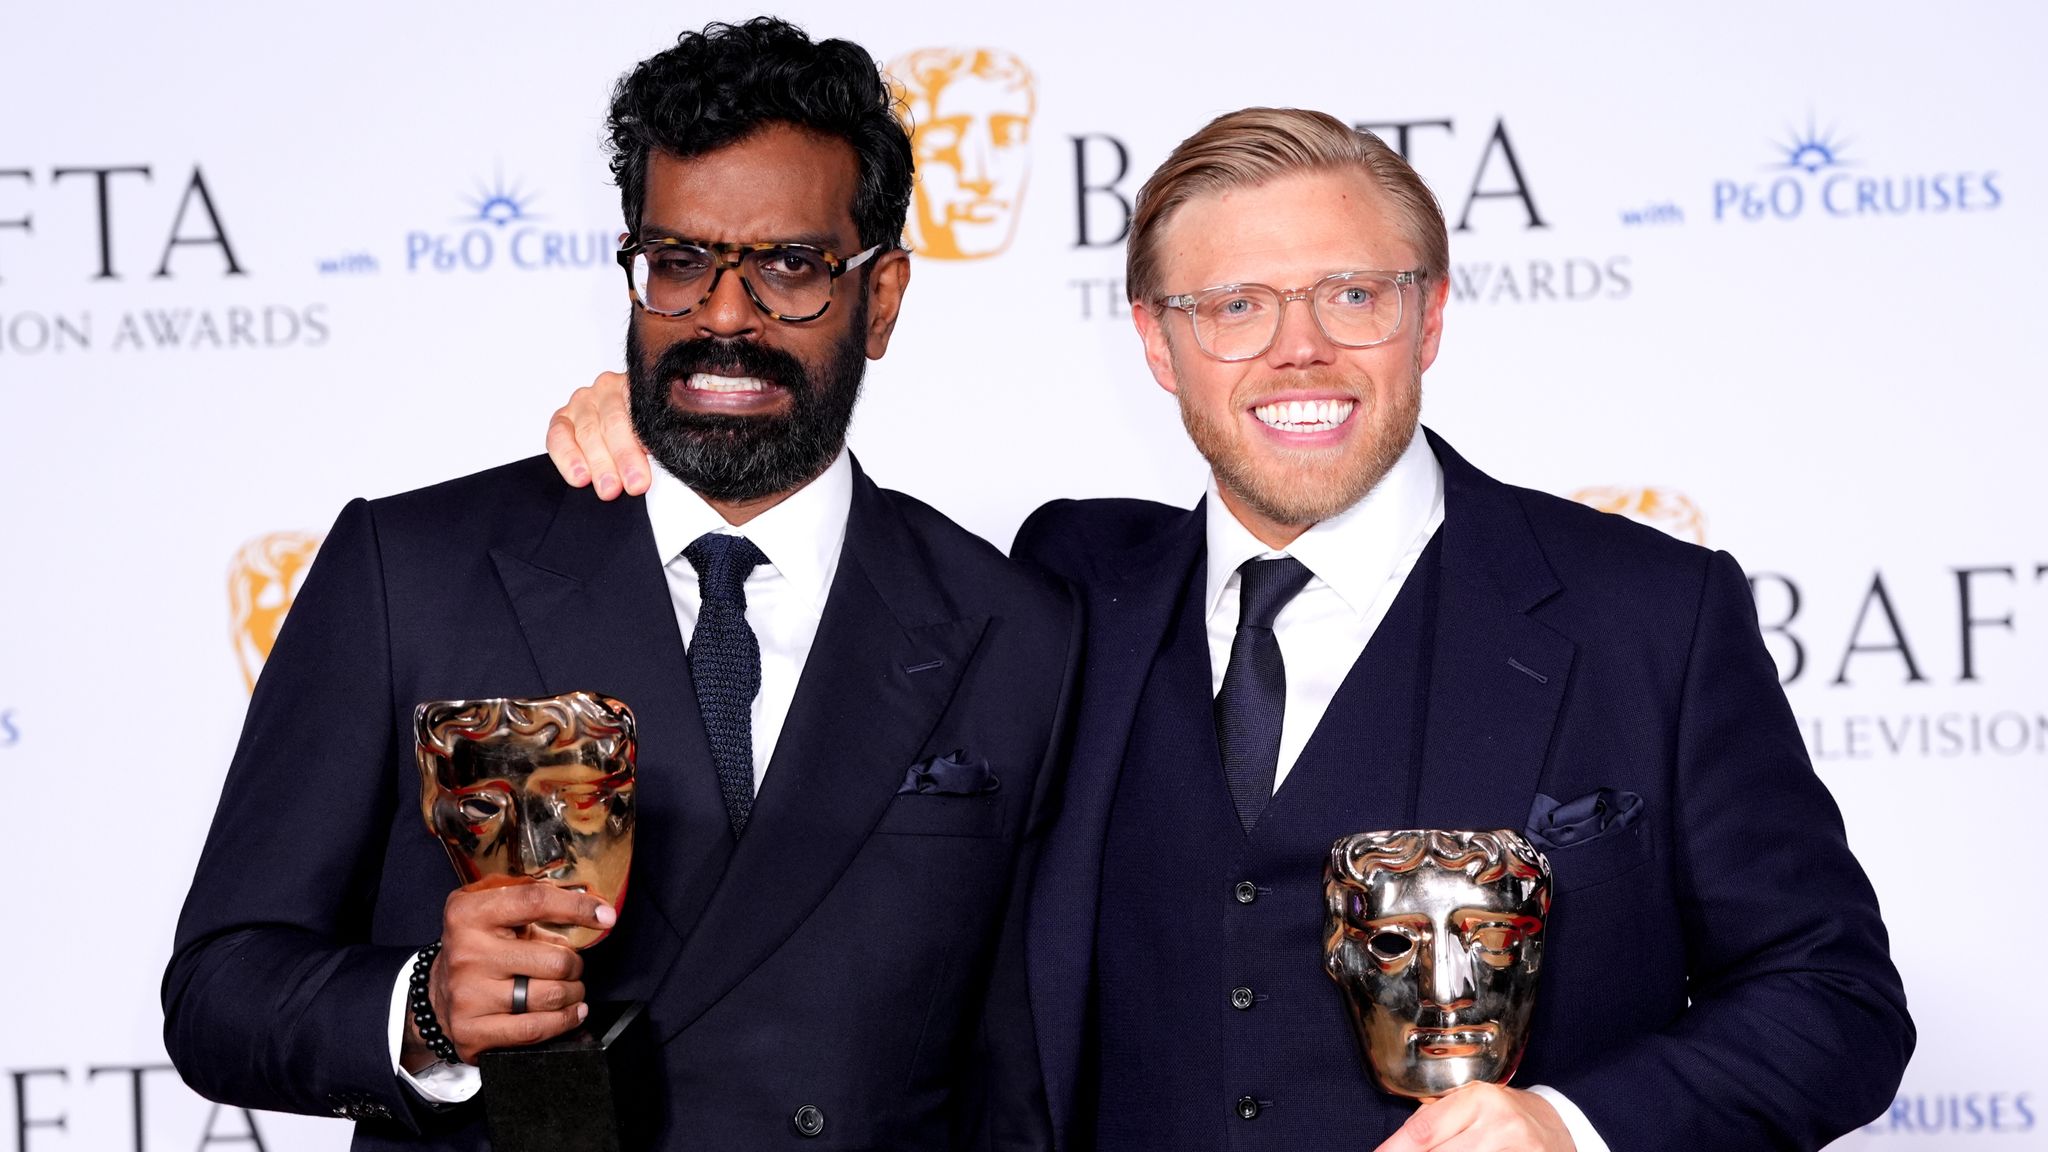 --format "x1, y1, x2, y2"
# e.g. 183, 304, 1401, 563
1235, 556, 1313, 629
683, 532, 768, 605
